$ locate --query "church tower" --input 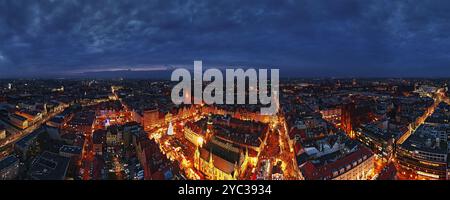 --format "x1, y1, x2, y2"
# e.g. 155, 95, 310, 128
206, 114, 214, 141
